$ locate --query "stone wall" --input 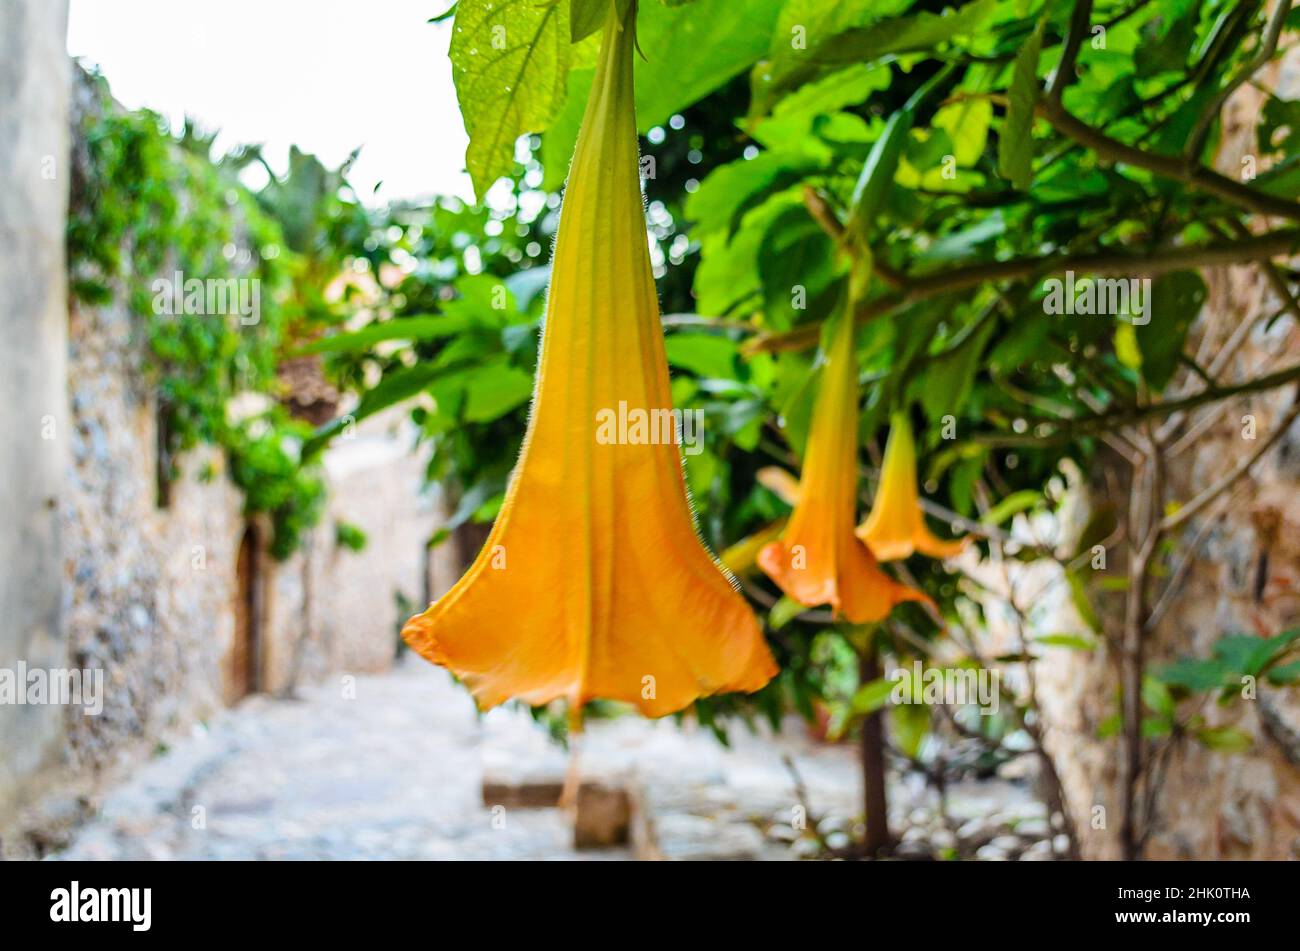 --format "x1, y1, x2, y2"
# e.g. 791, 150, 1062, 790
1035, 52, 1300, 860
